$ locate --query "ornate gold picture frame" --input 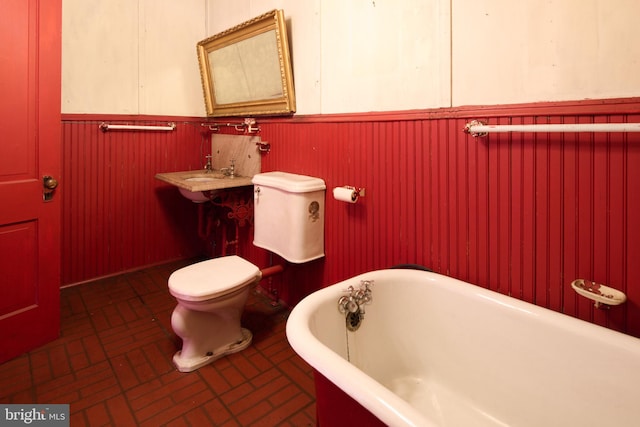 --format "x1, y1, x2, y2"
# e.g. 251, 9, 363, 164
197, 10, 296, 117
